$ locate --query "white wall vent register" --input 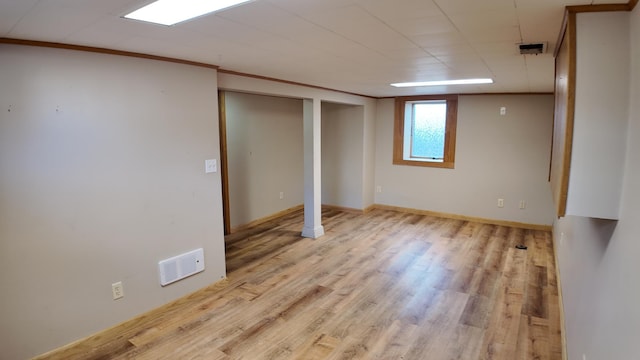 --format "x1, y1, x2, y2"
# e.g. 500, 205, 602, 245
158, 248, 205, 286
